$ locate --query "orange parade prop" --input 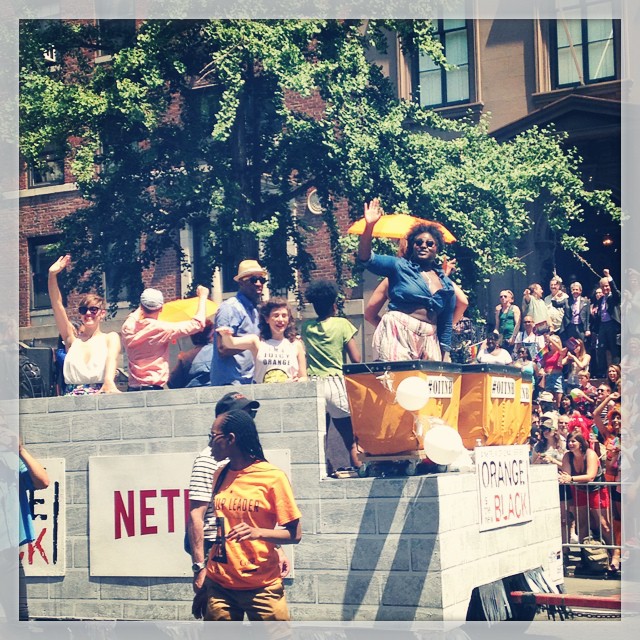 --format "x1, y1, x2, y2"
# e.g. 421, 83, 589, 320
347, 213, 456, 243
158, 297, 218, 323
